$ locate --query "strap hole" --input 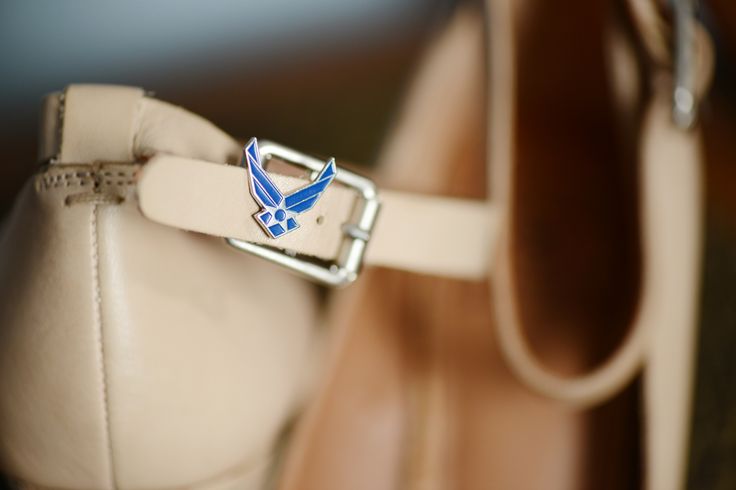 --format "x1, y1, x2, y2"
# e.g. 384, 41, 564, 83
316, 216, 324, 225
